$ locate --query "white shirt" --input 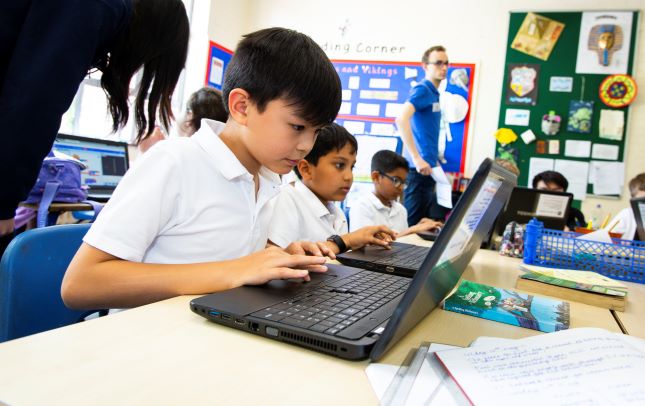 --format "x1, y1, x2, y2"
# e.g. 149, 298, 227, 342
84, 120, 281, 263
349, 191, 408, 232
605, 207, 637, 240
268, 181, 348, 248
